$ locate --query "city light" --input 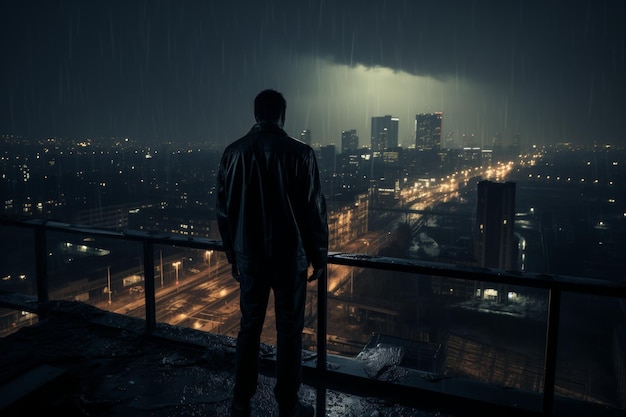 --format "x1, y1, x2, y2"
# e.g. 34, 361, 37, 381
172, 261, 181, 286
